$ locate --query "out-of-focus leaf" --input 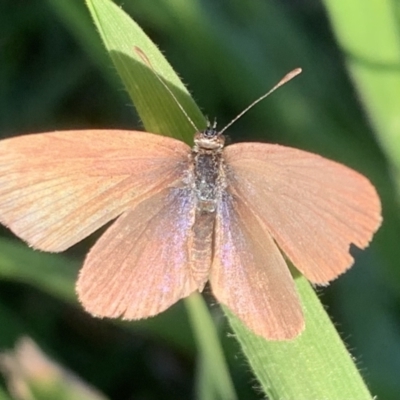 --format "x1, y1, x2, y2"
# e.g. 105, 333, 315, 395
1, 337, 109, 400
